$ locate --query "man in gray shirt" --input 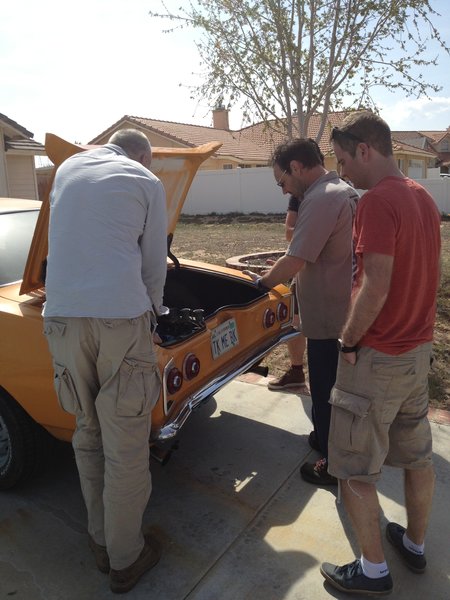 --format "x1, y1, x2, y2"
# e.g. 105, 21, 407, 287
245, 138, 358, 486
43, 129, 167, 594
